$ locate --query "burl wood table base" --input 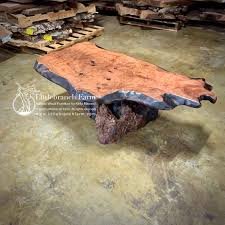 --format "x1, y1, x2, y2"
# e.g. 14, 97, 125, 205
34, 42, 216, 144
